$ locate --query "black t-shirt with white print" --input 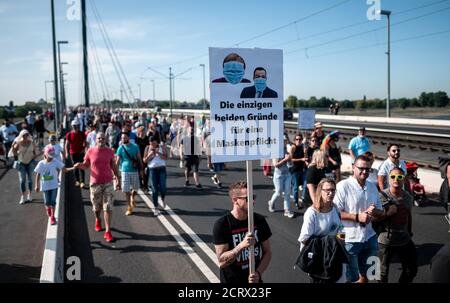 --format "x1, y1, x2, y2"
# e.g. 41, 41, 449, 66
213, 212, 272, 283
